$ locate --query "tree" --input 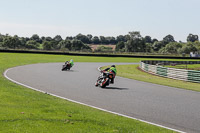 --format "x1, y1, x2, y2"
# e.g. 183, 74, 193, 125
75, 33, 90, 44
45, 36, 53, 41
144, 36, 152, 43
115, 41, 125, 51
0, 34, 3, 42
50, 36, 63, 50
92, 36, 100, 44
2, 36, 14, 48
116, 35, 126, 42
124, 31, 145, 52
0, 35, 3, 47
152, 41, 163, 51
125, 39, 145, 52
65, 36, 73, 40
81, 44, 92, 51
58, 40, 72, 50
194, 41, 200, 51
87, 34, 92, 39
53, 35, 62, 42
43, 41, 52, 50
0, 34, 4, 47
87, 34, 93, 44
187, 34, 199, 42
49, 41, 59, 50
159, 42, 182, 54
20, 37, 27, 48
26, 40, 39, 49
178, 42, 198, 54
145, 43, 153, 53
100, 36, 107, 44
162, 34, 175, 45
152, 38, 158, 43
41, 36, 45, 41
30, 34, 41, 43
124, 34, 131, 41
128, 31, 142, 40
71, 40, 84, 50
105, 36, 116, 44
13, 35, 22, 48
2, 36, 21, 49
